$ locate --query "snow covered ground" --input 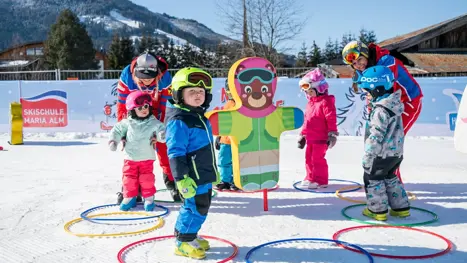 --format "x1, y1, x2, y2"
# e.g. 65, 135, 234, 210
0, 132, 466, 263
